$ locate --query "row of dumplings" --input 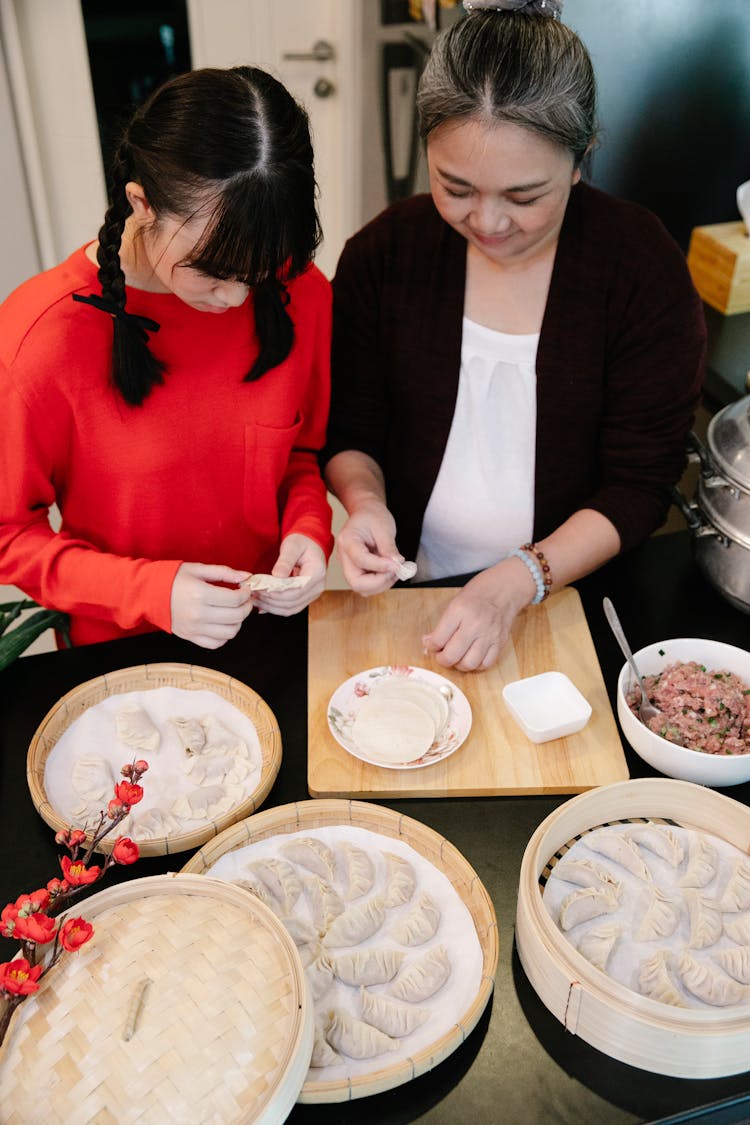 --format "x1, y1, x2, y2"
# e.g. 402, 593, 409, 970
227, 834, 453, 1065
116, 702, 251, 760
